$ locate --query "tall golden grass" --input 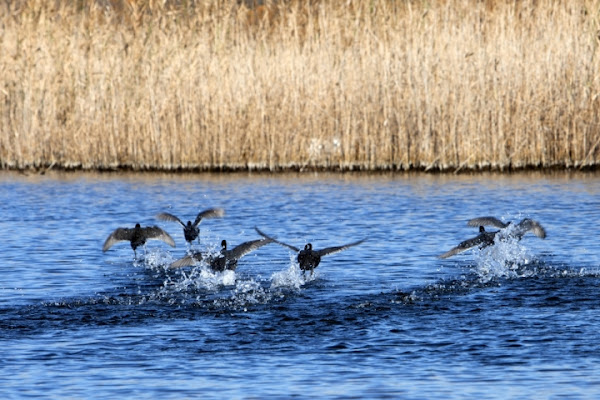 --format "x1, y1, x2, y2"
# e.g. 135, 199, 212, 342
1, 0, 599, 172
